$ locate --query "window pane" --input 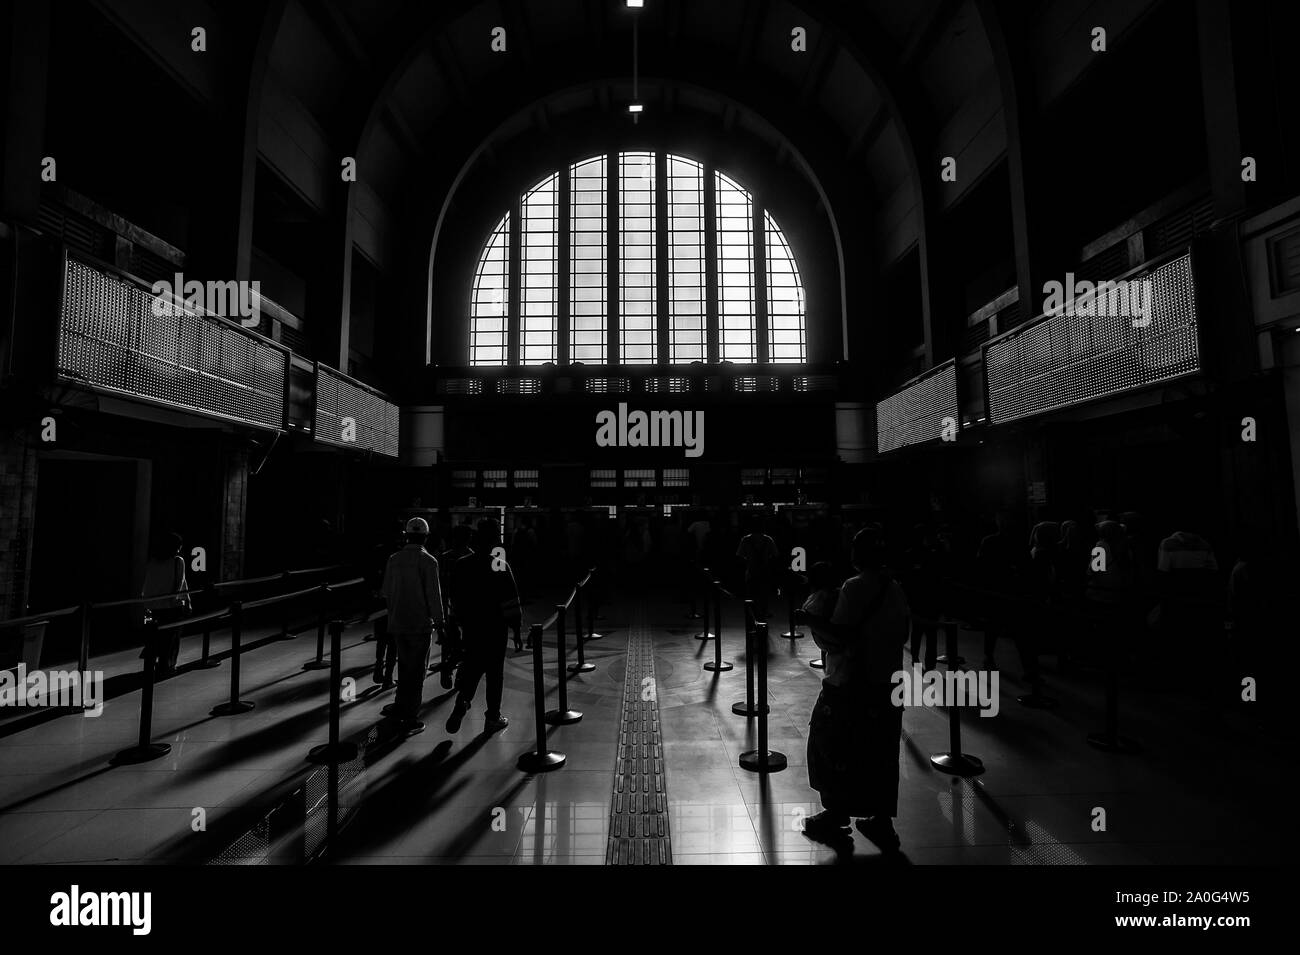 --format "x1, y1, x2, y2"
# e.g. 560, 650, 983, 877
570, 156, 607, 363
619, 152, 656, 364
520, 173, 558, 364
765, 210, 806, 363
668, 155, 705, 363
470, 212, 510, 366
715, 171, 755, 363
